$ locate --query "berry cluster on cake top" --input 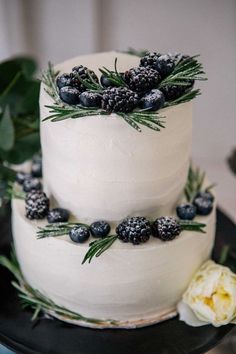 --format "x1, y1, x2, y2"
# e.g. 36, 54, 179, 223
42, 51, 206, 132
